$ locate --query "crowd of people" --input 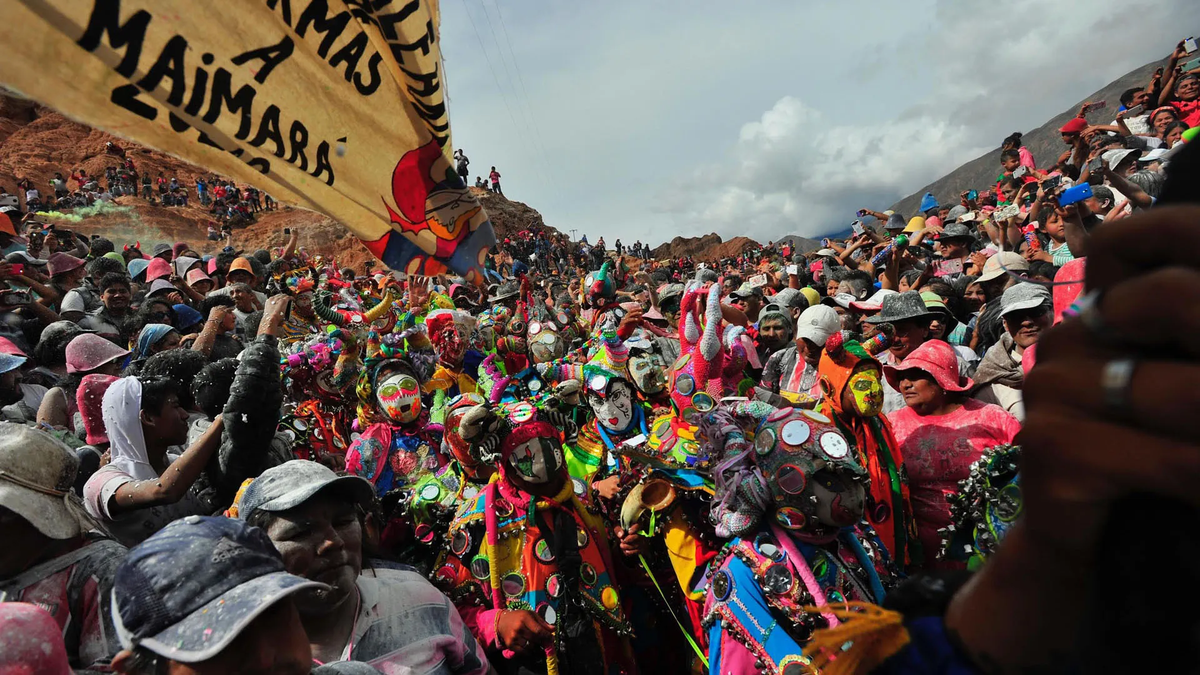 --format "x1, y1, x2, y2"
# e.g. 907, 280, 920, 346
0, 37, 1197, 675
